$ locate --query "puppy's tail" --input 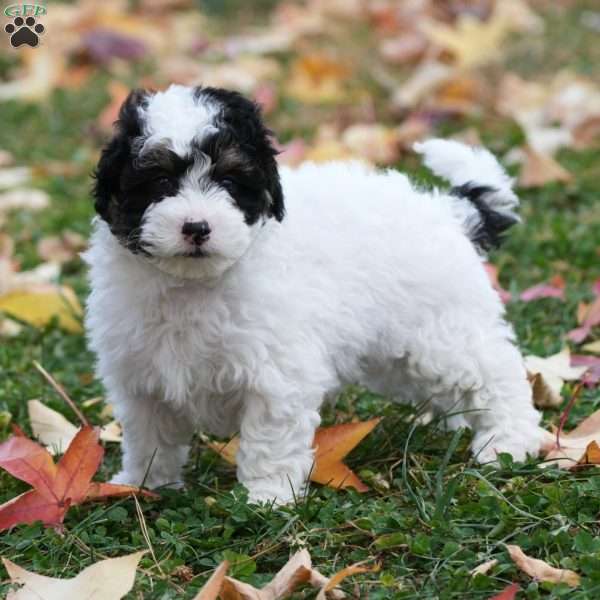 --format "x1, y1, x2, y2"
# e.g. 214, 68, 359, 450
413, 139, 519, 254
